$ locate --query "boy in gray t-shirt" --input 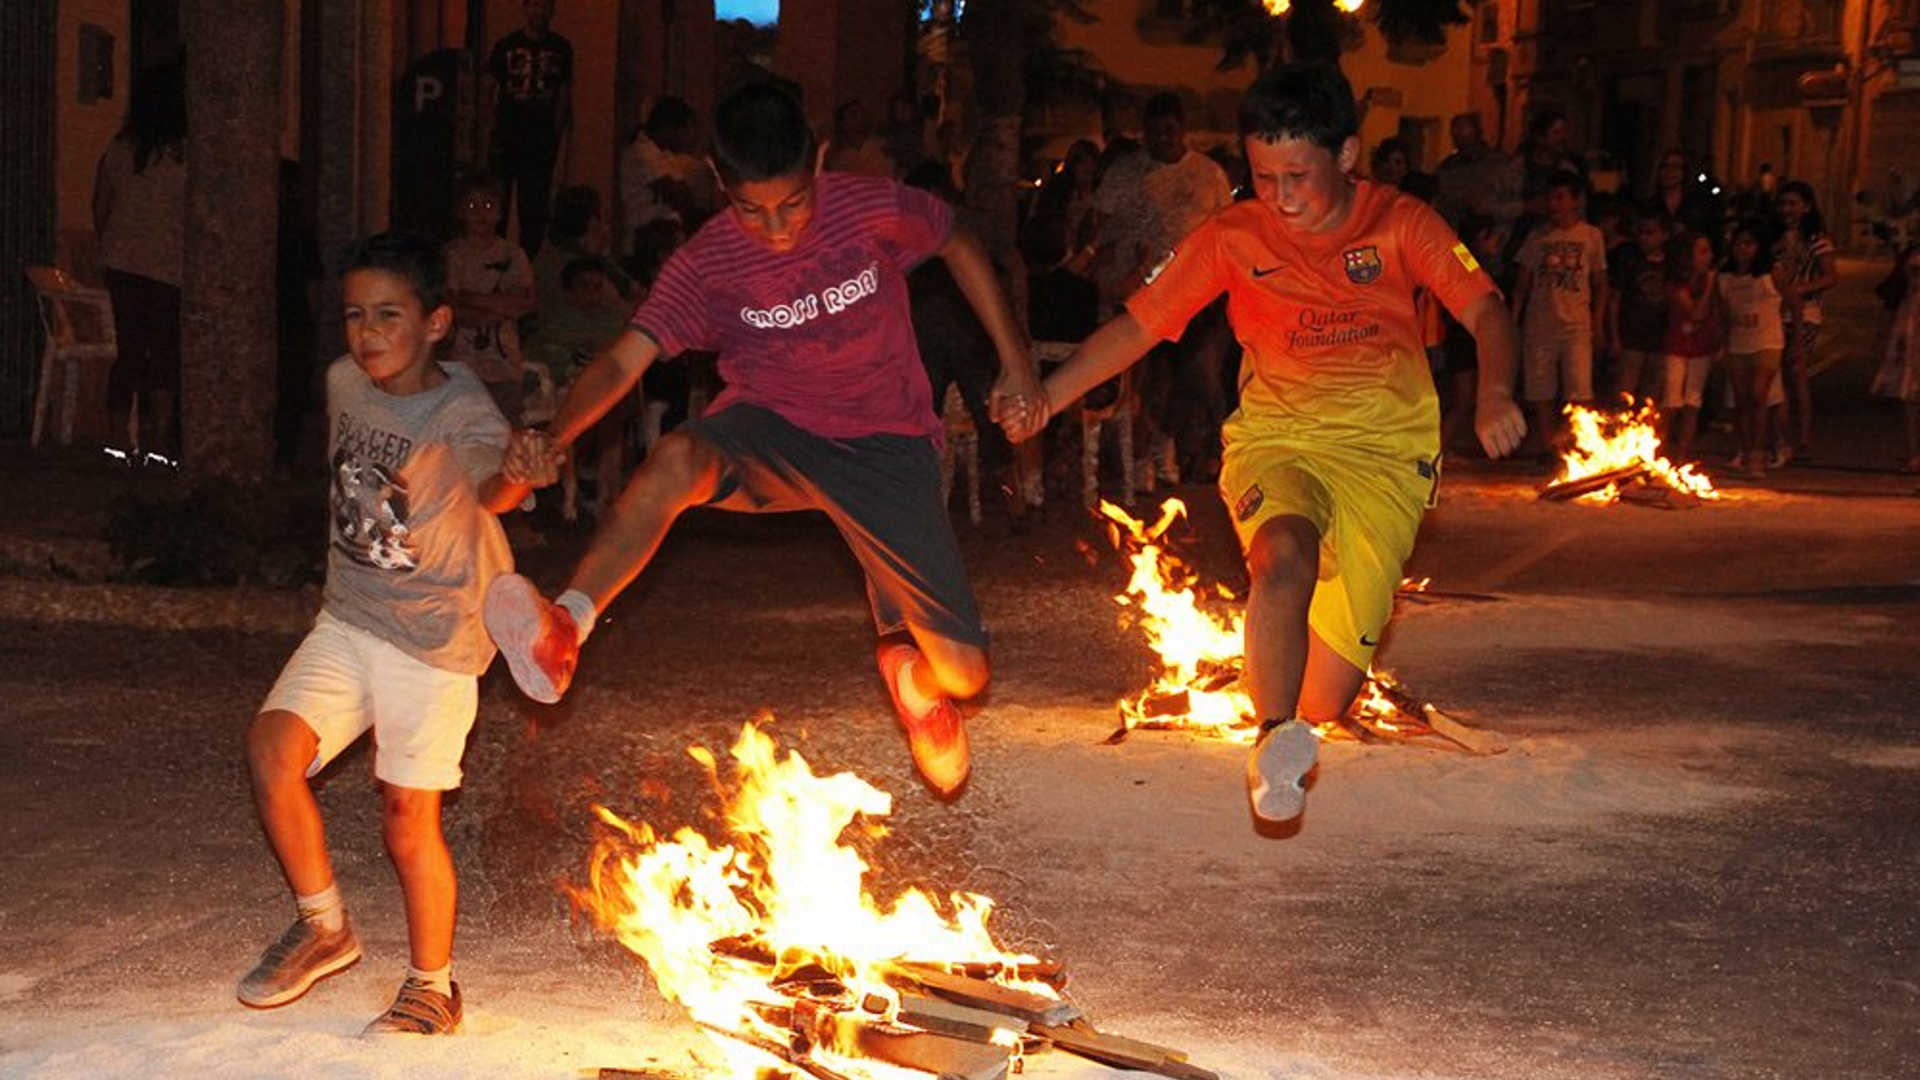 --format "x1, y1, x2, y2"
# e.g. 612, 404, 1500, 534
1512, 171, 1610, 451
237, 232, 551, 1035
